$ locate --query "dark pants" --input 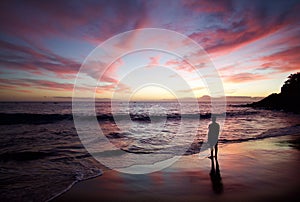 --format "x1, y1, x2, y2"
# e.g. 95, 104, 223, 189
210, 141, 218, 158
